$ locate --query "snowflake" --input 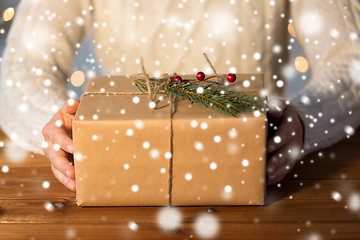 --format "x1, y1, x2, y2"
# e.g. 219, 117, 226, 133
348, 193, 360, 212
42, 181, 50, 189
185, 173, 192, 181
44, 201, 54, 212
274, 136, 282, 144
213, 135, 221, 143
1, 165, 9, 173
191, 120, 198, 128
194, 213, 219, 239
150, 149, 160, 158
194, 141, 204, 151
253, 52, 261, 60
298, 10, 323, 37
200, 122, 208, 130
126, 129, 134, 136
243, 80, 250, 88
331, 191, 342, 202
344, 125, 355, 136
242, 159, 249, 167
142, 141, 150, 149
157, 208, 182, 232
196, 87, 204, 94
131, 185, 139, 192
210, 162, 217, 170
